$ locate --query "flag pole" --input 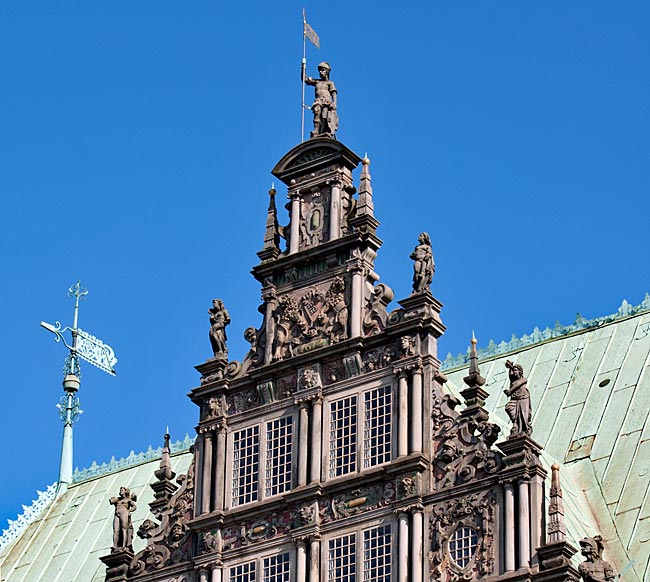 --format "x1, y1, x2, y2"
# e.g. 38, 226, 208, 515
301, 9, 307, 142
